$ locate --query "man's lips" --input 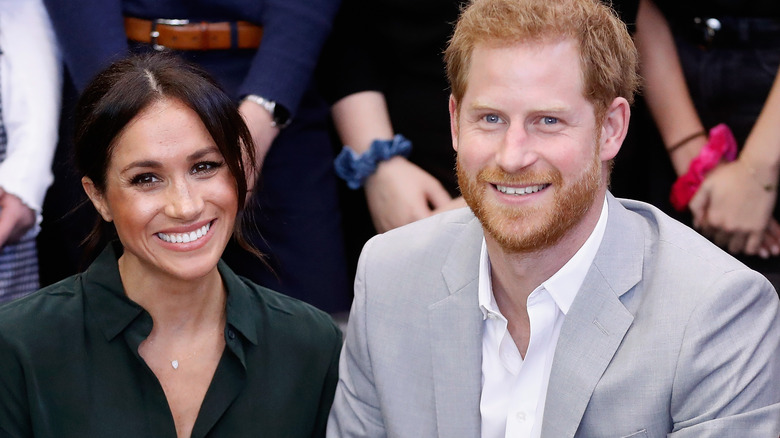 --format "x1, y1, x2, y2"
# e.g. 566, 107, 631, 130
494, 183, 550, 195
